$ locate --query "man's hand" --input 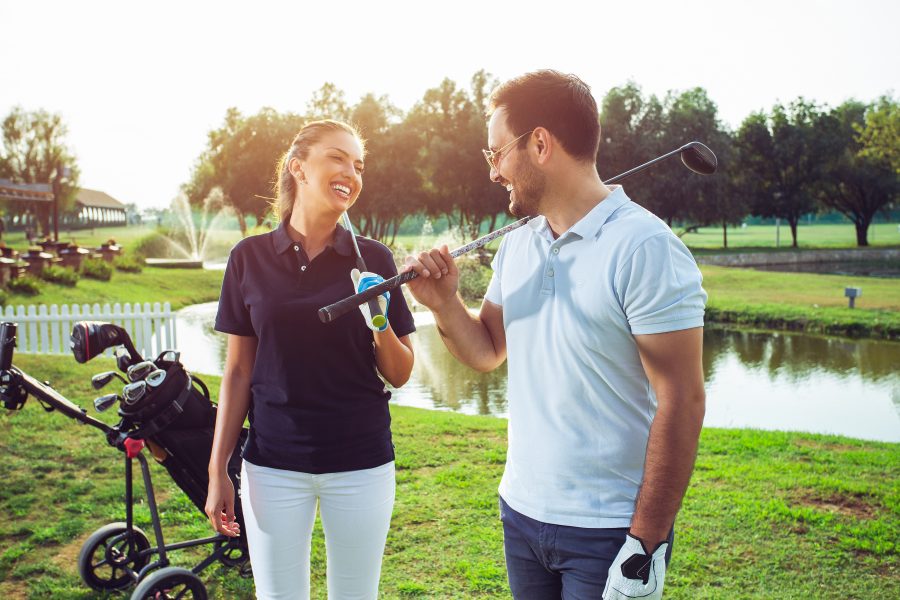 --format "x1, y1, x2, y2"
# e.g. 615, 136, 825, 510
403, 245, 460, 312
602, 533, 668, 600
351, 269, 390, 331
